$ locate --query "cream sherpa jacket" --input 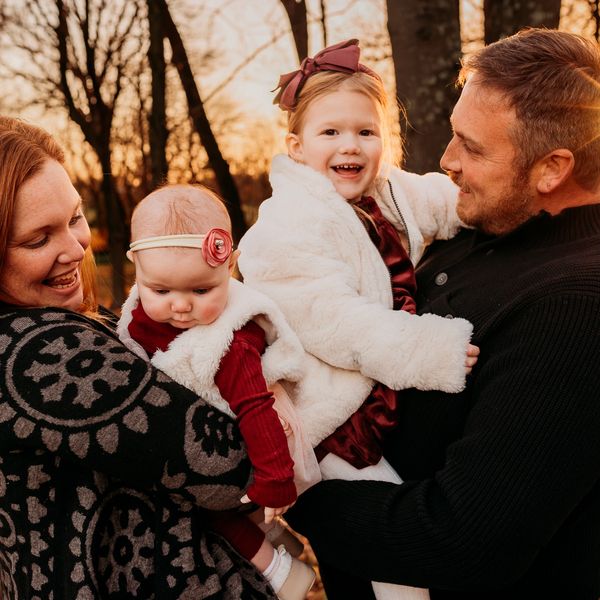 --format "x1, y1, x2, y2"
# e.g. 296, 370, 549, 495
238, 155, 474, 446
117, 279, 307, 419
